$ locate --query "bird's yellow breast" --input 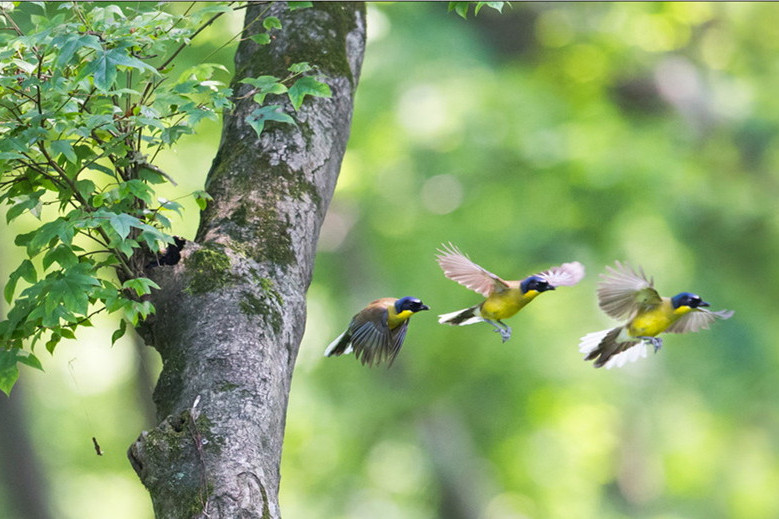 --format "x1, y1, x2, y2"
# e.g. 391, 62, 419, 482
387, 308, 413, 329
480, 289, 539, 320
628, 299, 692, 337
